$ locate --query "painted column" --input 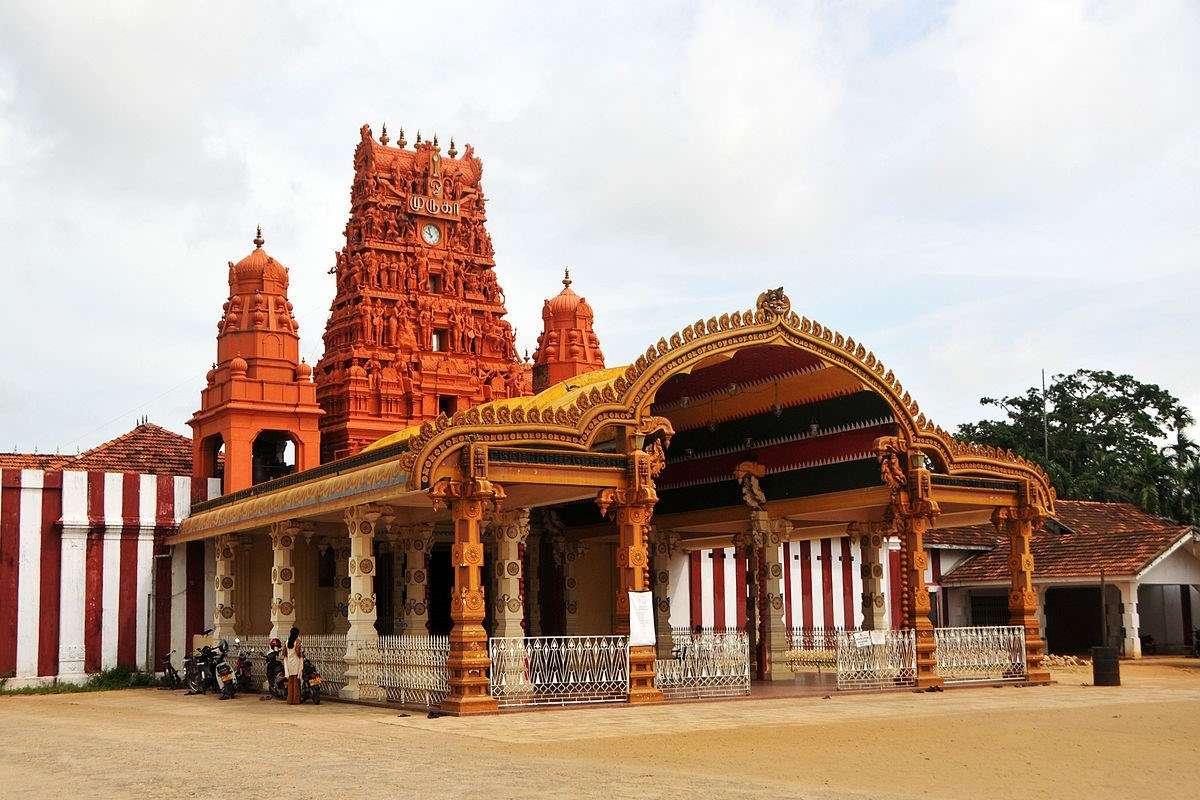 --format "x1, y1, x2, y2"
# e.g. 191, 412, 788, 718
553, 535, 586, 636
487, 509, 530, 638
899, 507, 942, 688
401, 523, 435, 633
650, 527, 680, 660
1119, 581, 1141, 658
58, 470, 89, 682
429, 466, 502, 715
331, 536, 350, 634
995, 505, 1052, 681
734, 462, 790, 681
341, 504, 381, 700
525, 524, 542, 637
598, 466, 663, 705
854, 521, 889, 631
389, 530, 406, 634
268, 522, 298, 640
212, 535, 238, 640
